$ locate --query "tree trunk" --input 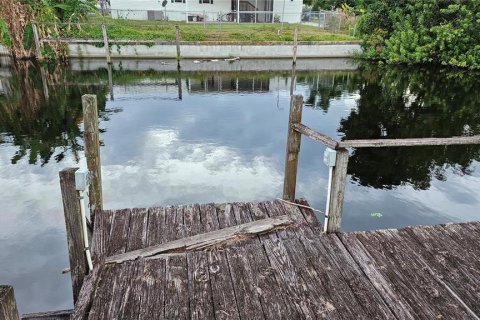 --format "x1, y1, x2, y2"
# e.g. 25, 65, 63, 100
0, 0, 33, 59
